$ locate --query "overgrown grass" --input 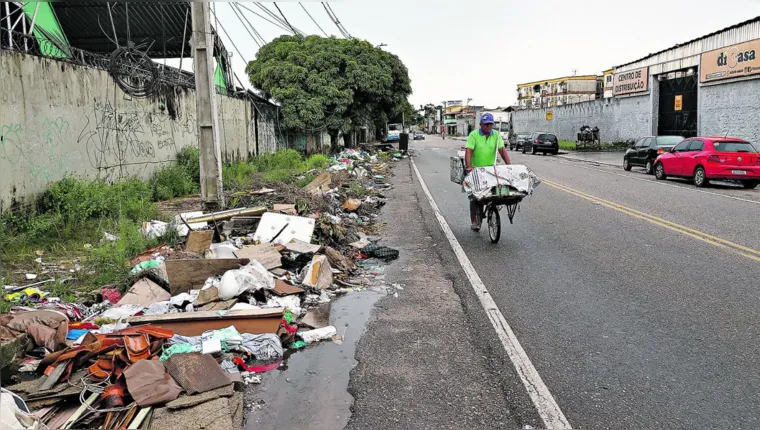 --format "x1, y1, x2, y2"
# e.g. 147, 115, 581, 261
223, 150, 331, 189
559, 140, 577, 150
0, 147, 332, 295
0, 146, 201, 292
